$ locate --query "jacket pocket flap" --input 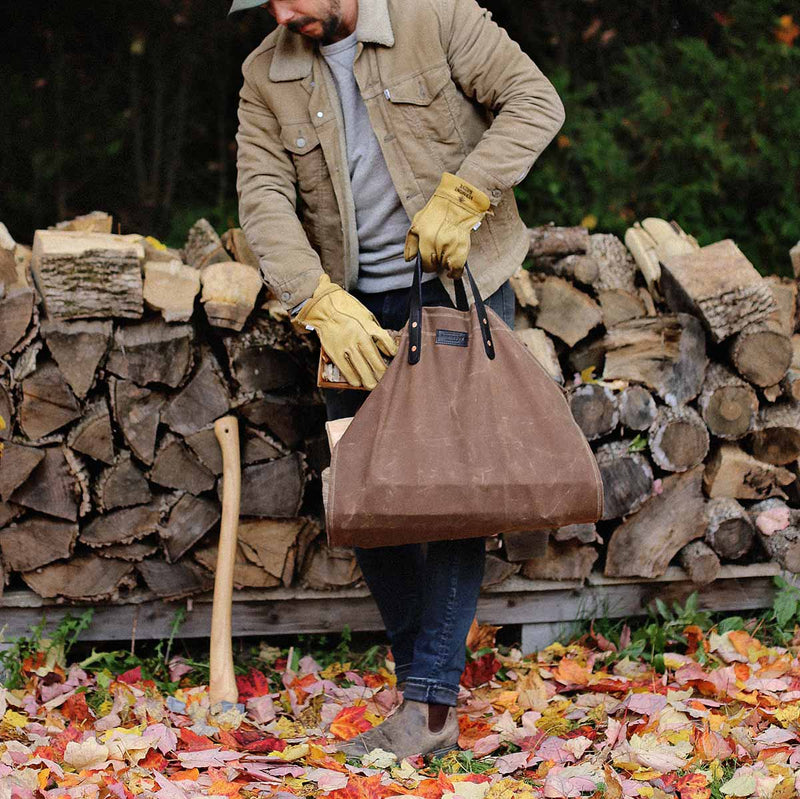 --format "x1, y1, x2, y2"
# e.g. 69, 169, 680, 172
385, 64, 450, 106
281, 125, 321, 155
